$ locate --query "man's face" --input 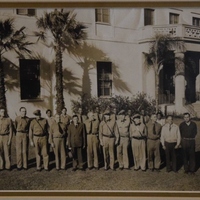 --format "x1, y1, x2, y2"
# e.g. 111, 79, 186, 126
62, 109, 67, 115
55, 114, 60, 123
104, 115, 110, 121
141, 110, 145, 115
78, 108, 82, 115
184, 114, 190, 123
157, 114, 161, 120
20, 108, 27, 117
113, 108, 117, 114
95, 107, 100, 113
46, 111, 51, 118
127, 110, 132, 116
88, 112, 94, 121
0, 109, 5, 117
119, 114, 125, 120
134, 117, 140, 124
151, 114, 157, 122
73, 116, 78, 124
167, 116, 173, 124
